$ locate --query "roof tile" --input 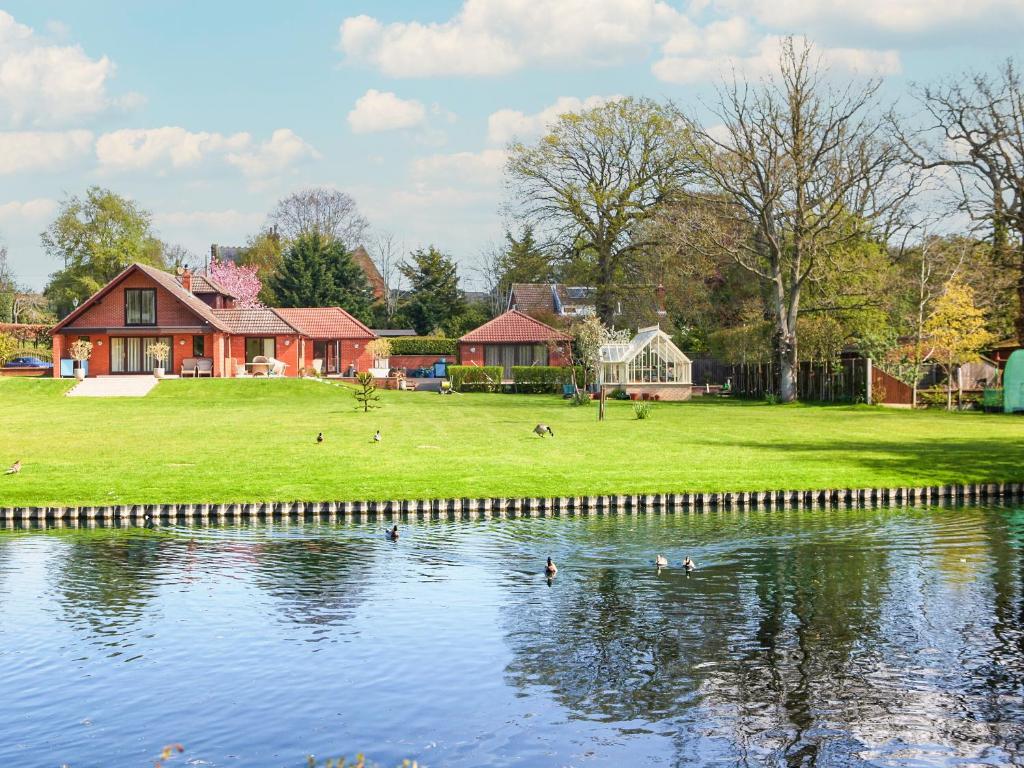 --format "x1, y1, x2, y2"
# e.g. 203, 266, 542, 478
459, 310, 569, 343
273, 307, 376, 339
211, 307, 297, 335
